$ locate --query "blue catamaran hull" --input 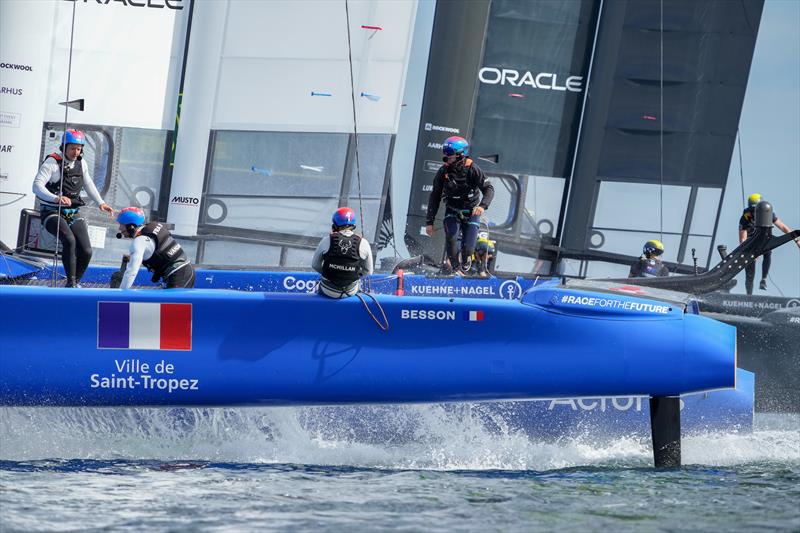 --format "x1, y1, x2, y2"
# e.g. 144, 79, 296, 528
0, 283, 736, 408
